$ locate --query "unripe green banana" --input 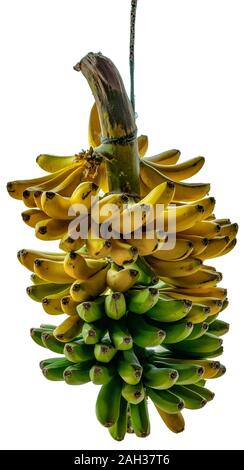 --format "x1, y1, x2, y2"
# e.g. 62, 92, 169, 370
95, 375, 122, 427
171, 385, 207, 409
122, 382, 145, 404
76, 296, 105, 322
105, 292, 126, 320
109, 397, 128, 441
143, 363, 178, 390
108, 319, 133, 350
161, 321, 193, 344
184, 384, 215, 401
94, 341, 117, 363
89, 363, 116, 385
146, 298, 192, 322
82, 320, 107, 345
64, 360, 94, 385
186, 322, 209, 340
164, 333, 223, 356
26, 283, 70, 302
151, 360, 204, 385
130, 398, 150, 437
147, 388, 184, 413
208, 319, 229, 336
40, 357, 68, 369
64, 340, 94, 362
30, 326, 53, 348
42, 359, 70, 381
127, 256, 158, 286
126, 287, 159, 314
118, 349, 143, 385
128, 314, 165, 348
41, 332, 64, 354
